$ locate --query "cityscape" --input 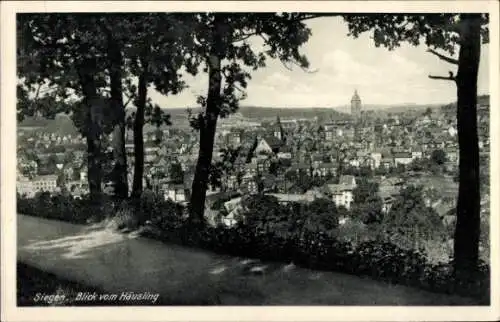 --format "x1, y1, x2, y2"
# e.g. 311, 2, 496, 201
11, 10, 492, 311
